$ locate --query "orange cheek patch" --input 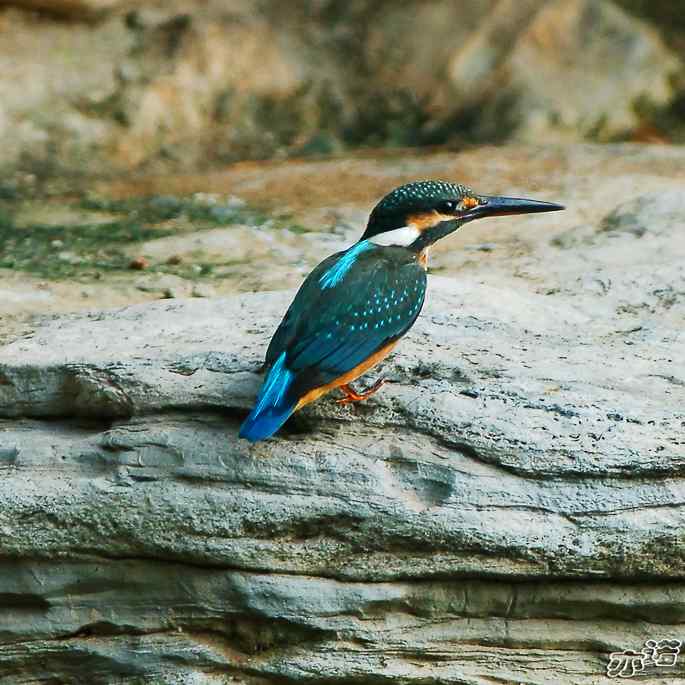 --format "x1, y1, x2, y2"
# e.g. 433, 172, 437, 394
407, 211, 440, 231
407, 211, 454, 231
462, 196, 479, 209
